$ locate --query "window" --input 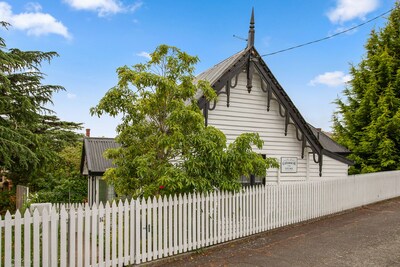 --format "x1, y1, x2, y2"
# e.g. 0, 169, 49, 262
239, 154, 266, 186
